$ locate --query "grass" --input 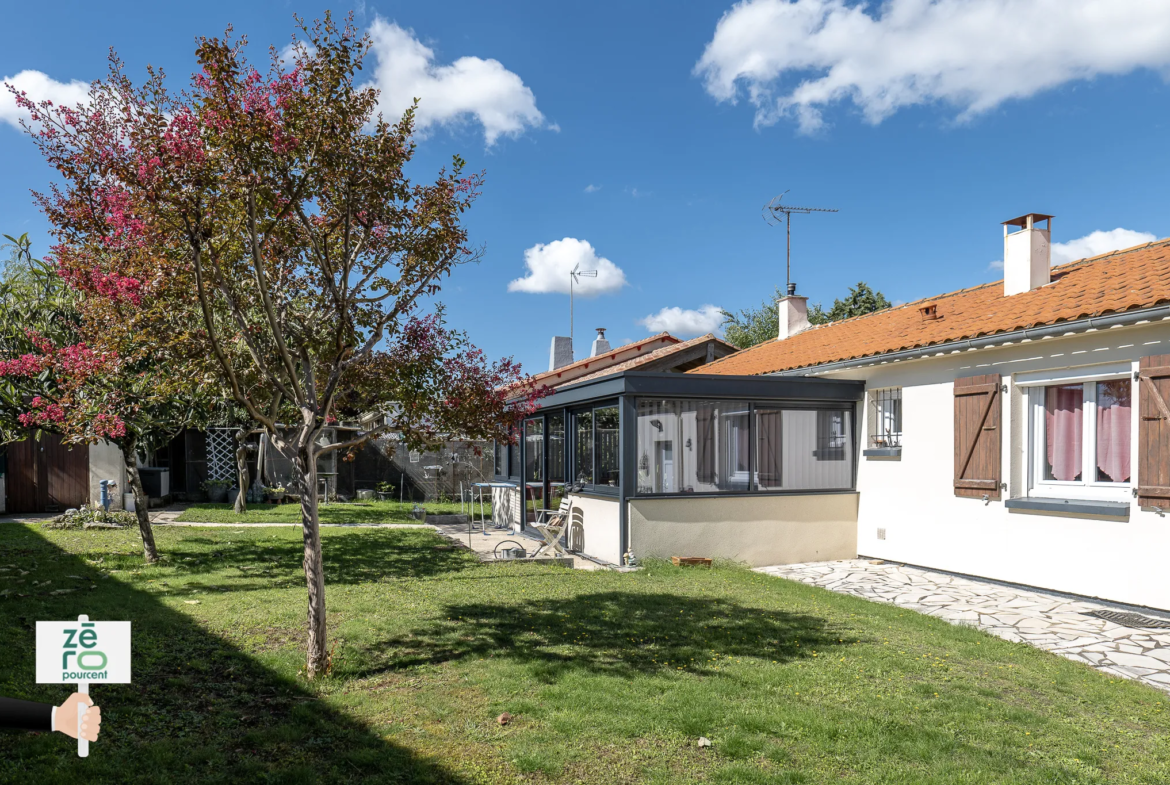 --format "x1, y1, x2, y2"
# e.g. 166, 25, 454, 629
174, 499, 483, 524
0, 523, 1167, 784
